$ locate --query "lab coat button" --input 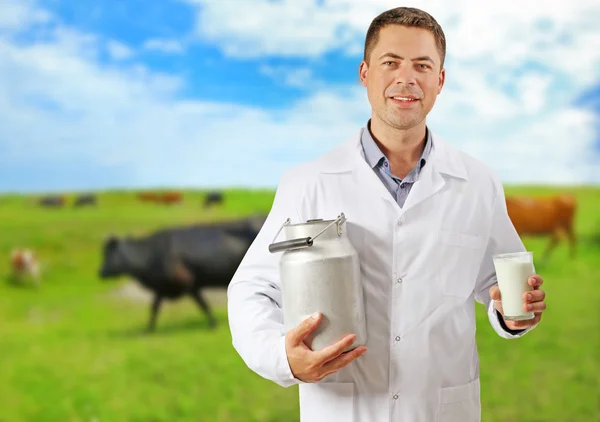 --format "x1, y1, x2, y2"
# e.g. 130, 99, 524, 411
395, 336, 401, 341
397, 221, 403, 227
397, 277, 403, 283
393, 394, 399, 400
